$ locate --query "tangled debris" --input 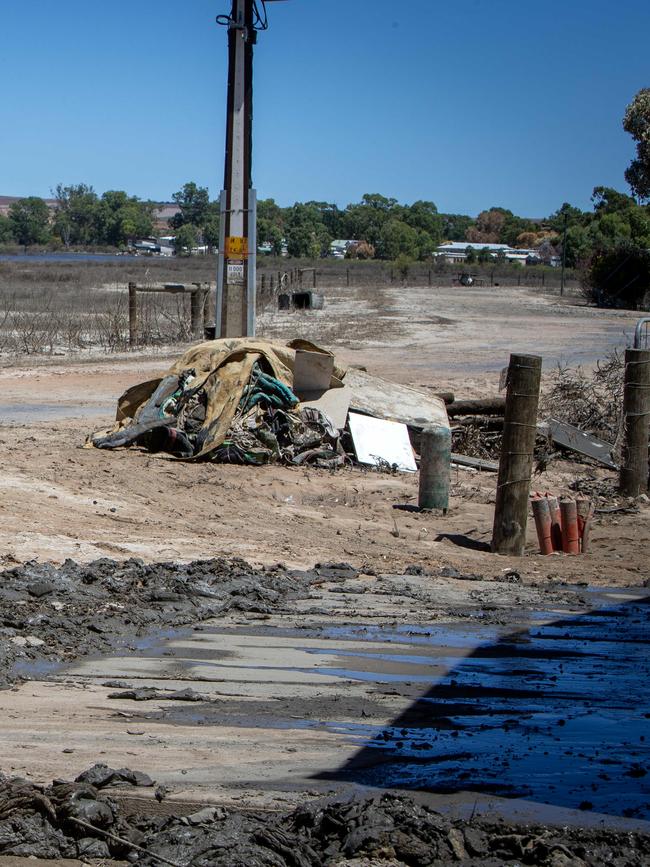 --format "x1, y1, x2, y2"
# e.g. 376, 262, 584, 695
540, 352, 624, 449
0, 770, 647, 866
